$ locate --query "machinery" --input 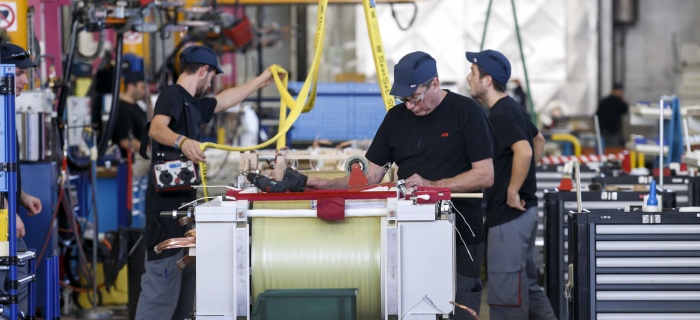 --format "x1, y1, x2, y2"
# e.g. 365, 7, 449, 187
189, 185, 456, 320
